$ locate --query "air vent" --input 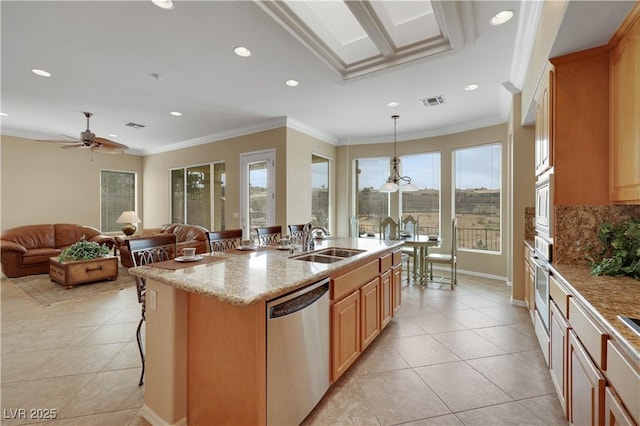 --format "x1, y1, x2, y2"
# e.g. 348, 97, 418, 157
419, 95, 446, 107
123, 122, 146, 129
